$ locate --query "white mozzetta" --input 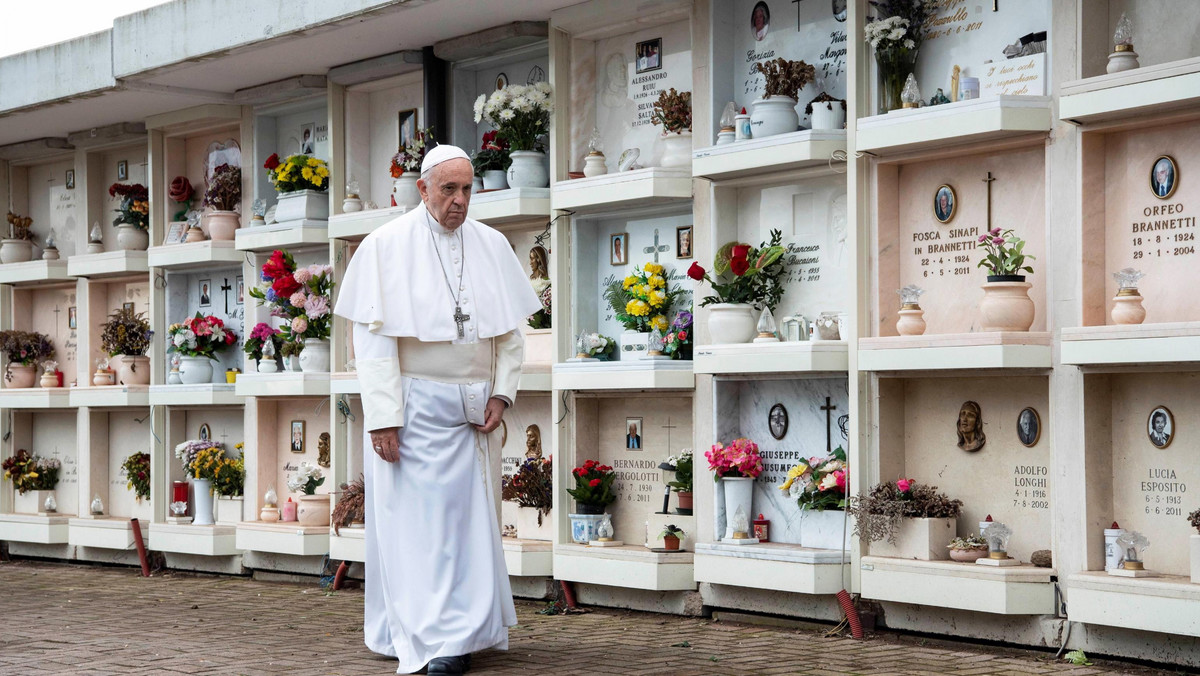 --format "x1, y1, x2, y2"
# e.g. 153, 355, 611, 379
553, 544, 696, 591
693, 341, 848, 375
70, 385, 150, 407
66, 251, 149, 278
552, 361, 694, 391
1060, 56, 1200, 126
1067, 572, 1200, 638
692, 130, 847, 181
235, 372, 331, 397
503, 538, 553, 577
860, 556, 1055, 615
147, 241, 243, 271
0, 513, 69, 544
149, 384, 239, 406
0, 260, 71, 286
149, 523, 239, 556
68, 517, 149, 550
468, 188, 551, 225
0, 388, 72, 409
694, 542, 848, 595
550, 168, 692, 213
235, 221, 329, 252
858, 332, 1052, 372
1061, 322, 1200, 367
330, 372, 361, 395
234, 522, 330, 556
327, 206, 409, 240
856, 96, 1052, 156
329, 527, 365, 563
